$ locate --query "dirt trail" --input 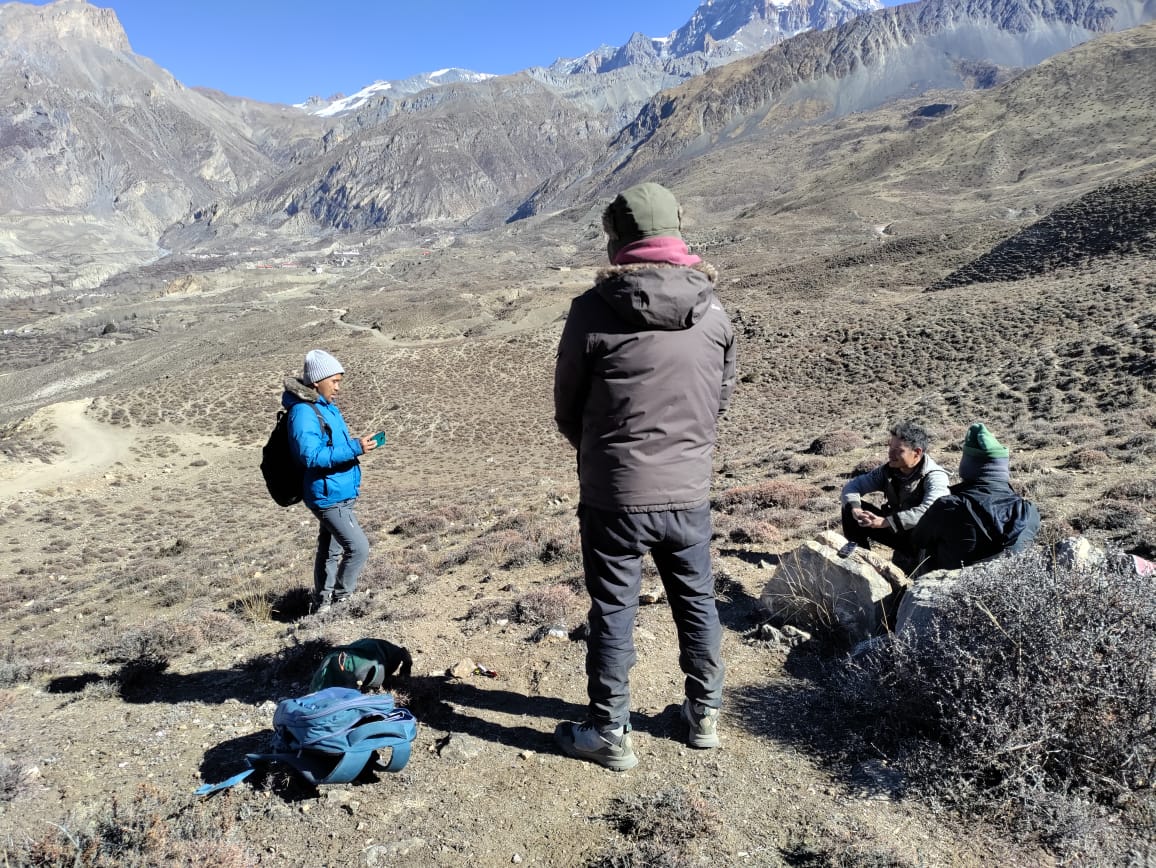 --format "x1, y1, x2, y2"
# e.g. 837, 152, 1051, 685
0, 399, 136, 498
